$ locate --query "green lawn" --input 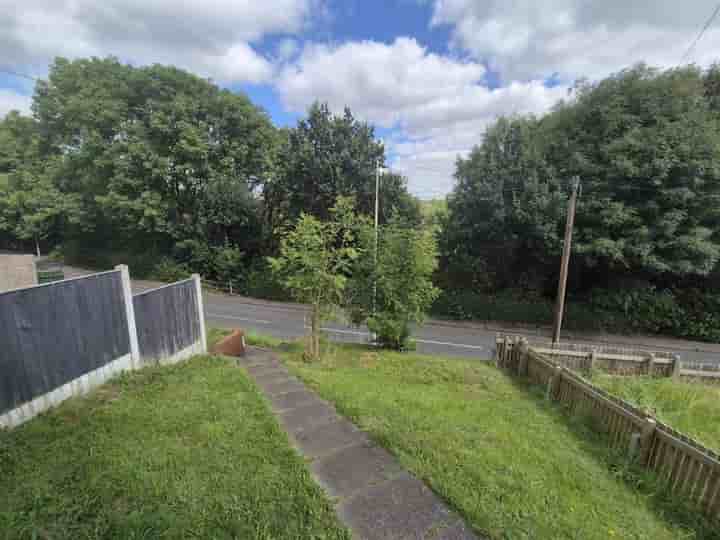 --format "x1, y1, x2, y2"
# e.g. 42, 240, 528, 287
0, 355, 349, 540
591, 373, 720, 452
275, 342, 717, 540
